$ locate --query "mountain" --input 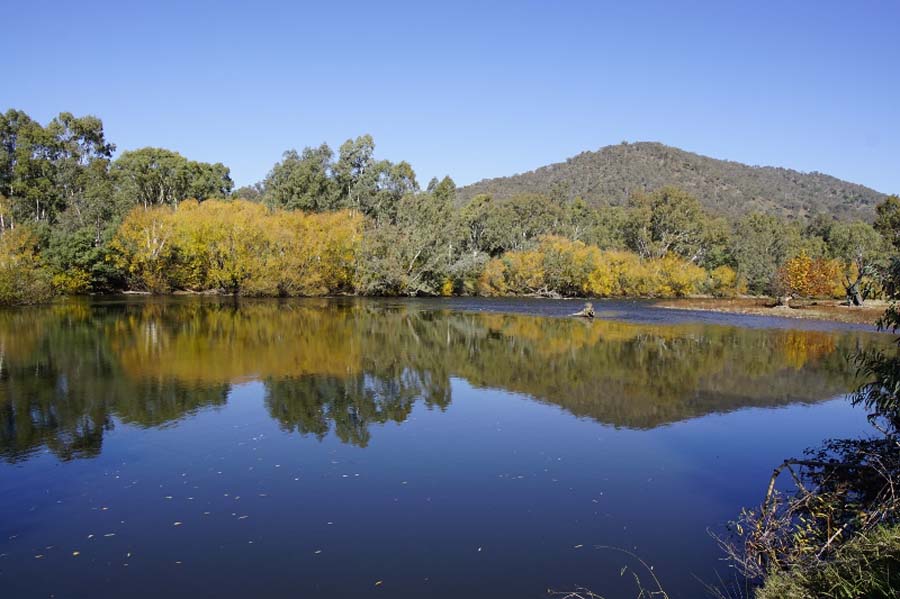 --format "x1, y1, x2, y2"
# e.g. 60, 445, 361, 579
457, 142, 885, 220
